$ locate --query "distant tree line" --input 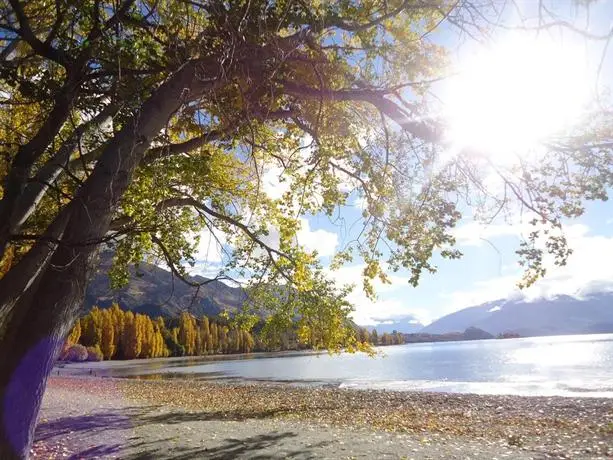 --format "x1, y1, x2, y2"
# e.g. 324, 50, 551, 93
355, 327, 405, 346
60, 304, 304, 362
